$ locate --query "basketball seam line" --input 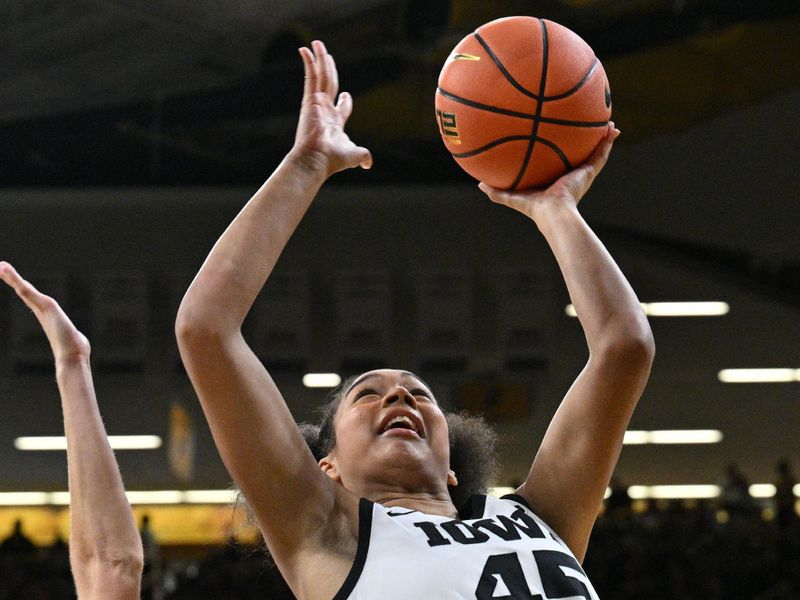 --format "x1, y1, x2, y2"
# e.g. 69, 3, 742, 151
436, 88, 608, 127
451, 135, 532, 158
472, 33, 600, 105
540, 116, 608, 127
535, 137, 573, 171
451, 135, 574, 168
473, 32, 541, 101
543, 58, 600, 101
510, 18, 549, 191
436, 88, 532, 119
